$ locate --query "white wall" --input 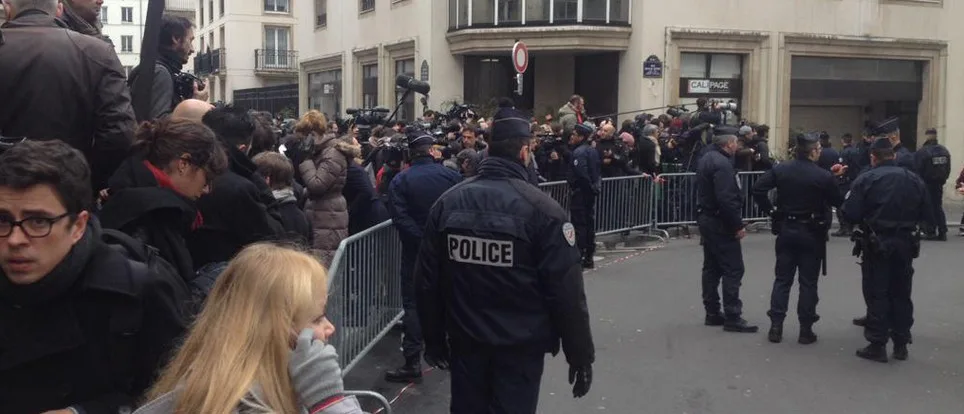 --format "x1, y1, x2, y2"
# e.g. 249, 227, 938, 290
101, 0, 149, 69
